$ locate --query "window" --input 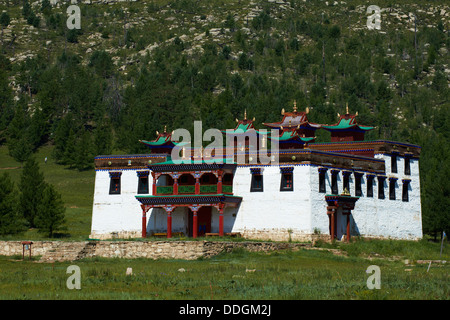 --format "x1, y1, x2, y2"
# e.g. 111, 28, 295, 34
138, 176, 149, 194
391, 155, 397, 173
367, 175, 374, 198
250, 168, 263, 192
280, 167, 294, 191
109, 172, 122, 195
378, 176, 386, 199
402, 180, 410, 202
331, 170, 339, 195
251, 174, 263, 192
389, 178, 397, 200
343, 171, 351, 194
355, 172, 363, 197
280, 173, 293, 191
137, 171, 150, 194
318, 168, 327, 193
404, 157, 411, 176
